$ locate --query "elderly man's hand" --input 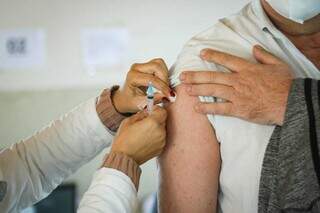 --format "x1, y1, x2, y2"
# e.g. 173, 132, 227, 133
179, 45, 293, 126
